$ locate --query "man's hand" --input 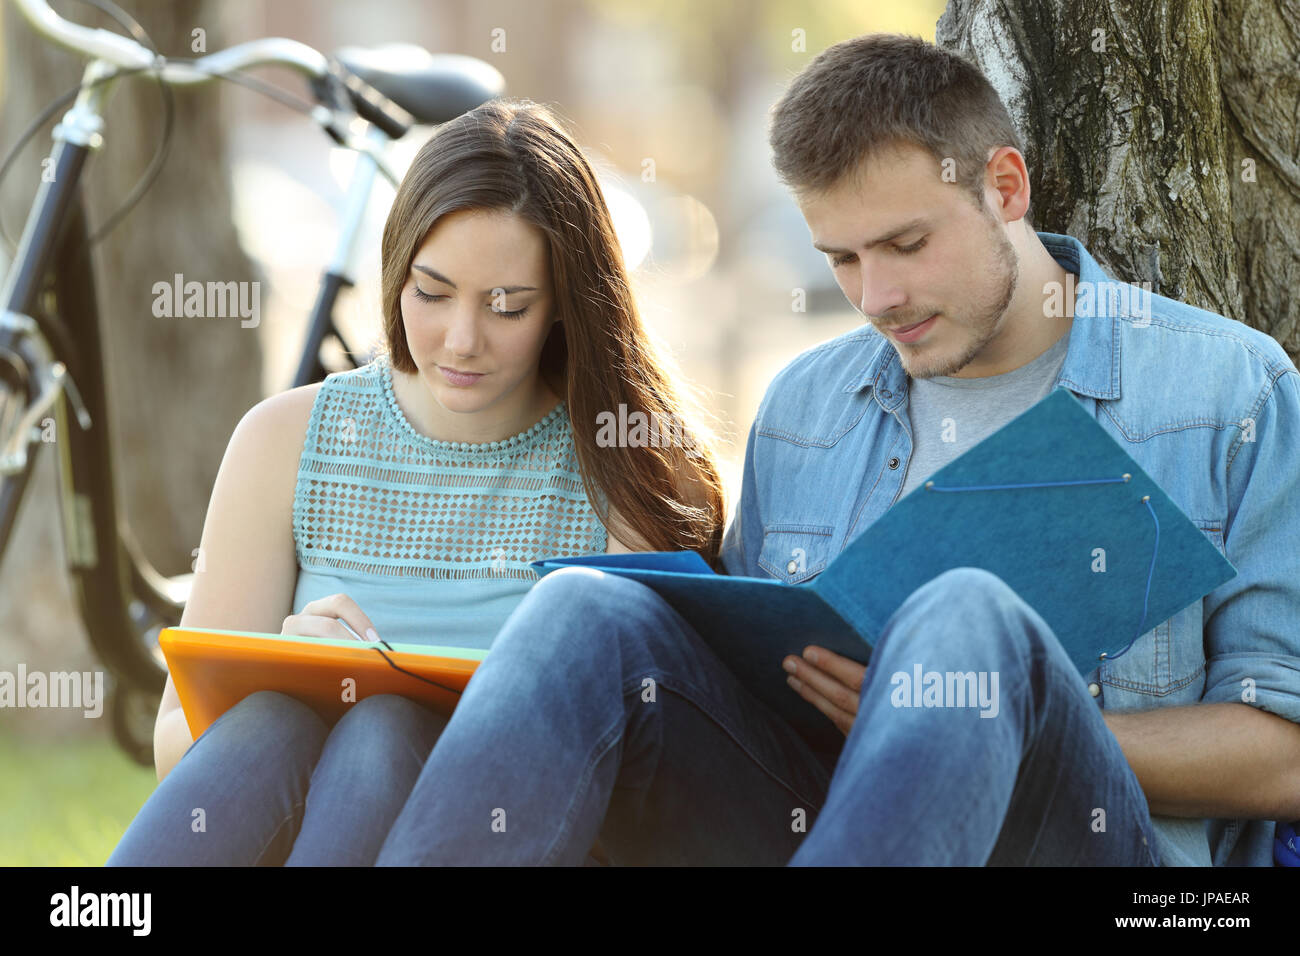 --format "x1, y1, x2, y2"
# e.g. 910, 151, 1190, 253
783, 645, 866, 737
